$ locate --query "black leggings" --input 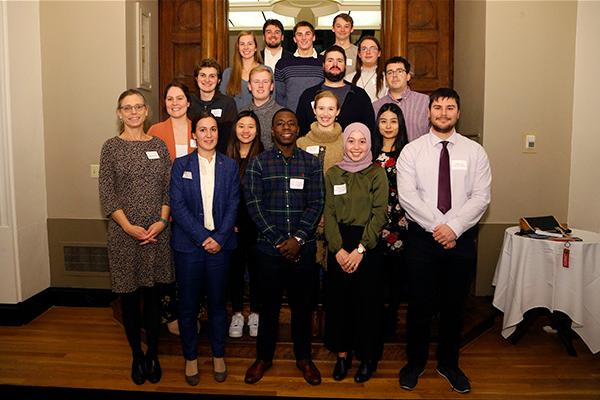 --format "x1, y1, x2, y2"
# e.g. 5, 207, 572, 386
121, 286, 161, 358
